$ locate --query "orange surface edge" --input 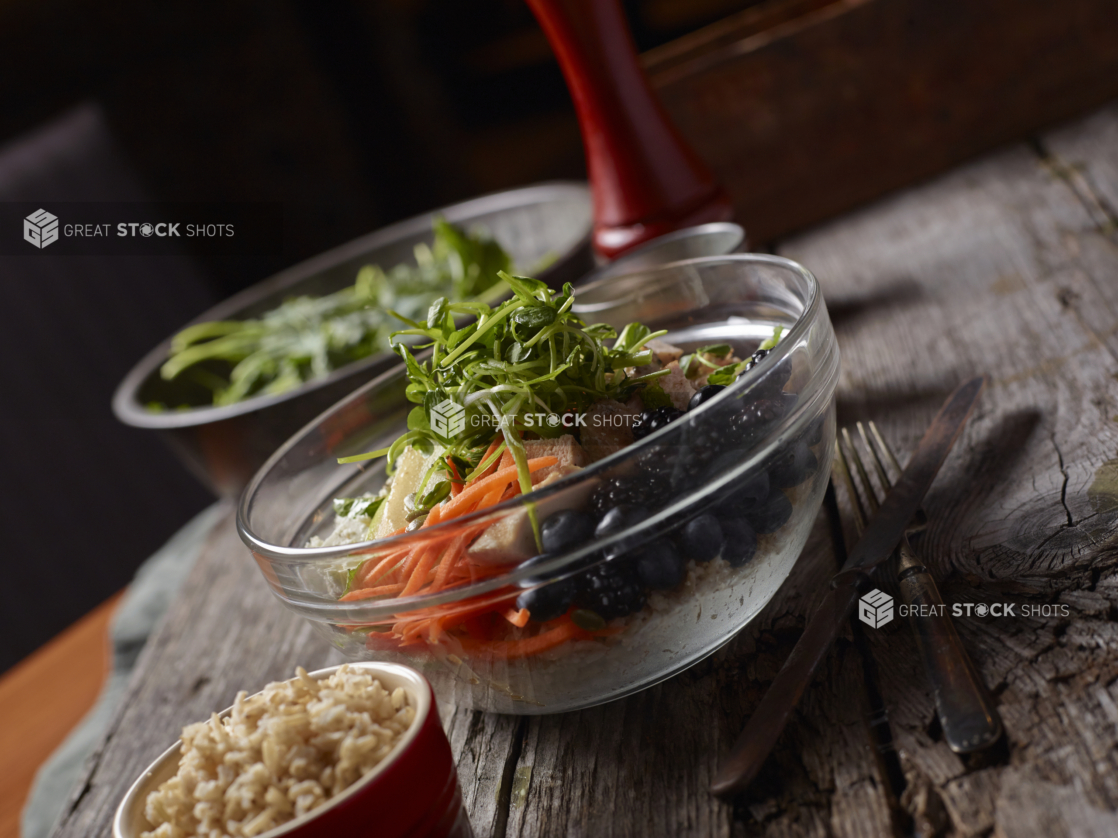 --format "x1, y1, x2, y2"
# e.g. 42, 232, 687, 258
0, 591, 123, 838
